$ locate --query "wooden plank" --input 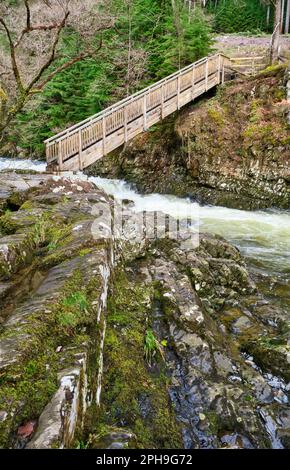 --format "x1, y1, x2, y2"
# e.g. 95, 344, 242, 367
106, 127, 126, 154
161, 84, 164, 119
191, 66, 195, 98
124, 106, 128, 142
143, 95, 147, 130
177, 75, 180, 110
78, 131, 82, 170
102, 117, 106, 156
